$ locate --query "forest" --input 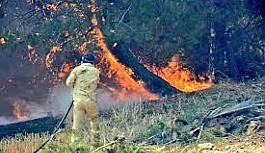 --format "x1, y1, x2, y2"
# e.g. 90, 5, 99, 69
0, 0, 264, 153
